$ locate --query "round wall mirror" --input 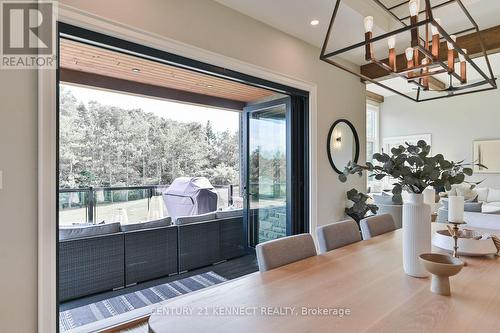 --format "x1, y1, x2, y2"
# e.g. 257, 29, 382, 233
327, 119, 360, 174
